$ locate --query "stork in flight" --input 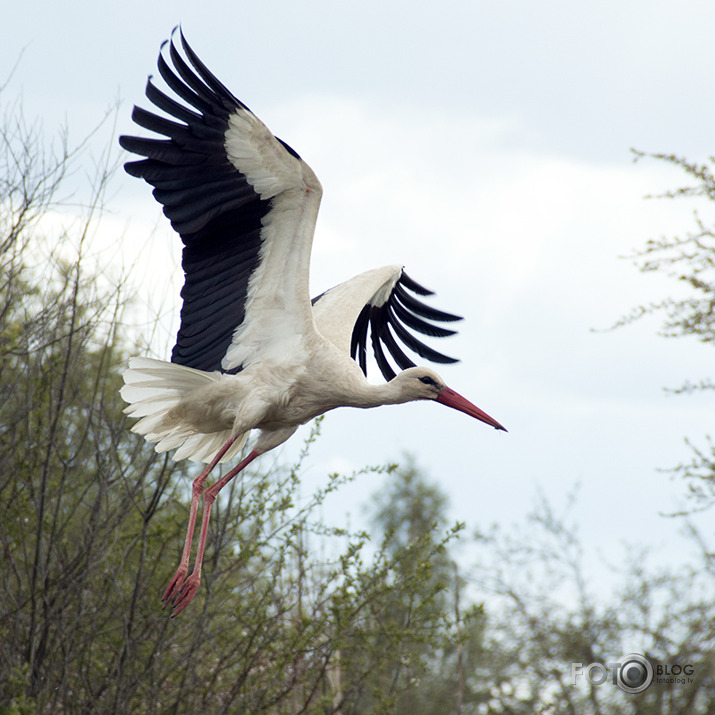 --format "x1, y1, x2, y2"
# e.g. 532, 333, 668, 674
119, 29, 506, 616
